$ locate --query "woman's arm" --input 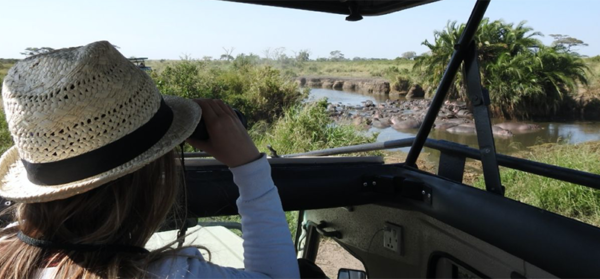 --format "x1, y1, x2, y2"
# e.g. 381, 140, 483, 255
147, 99, 299, 278
232, 153, 300, 278
147, 155, 299, 279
